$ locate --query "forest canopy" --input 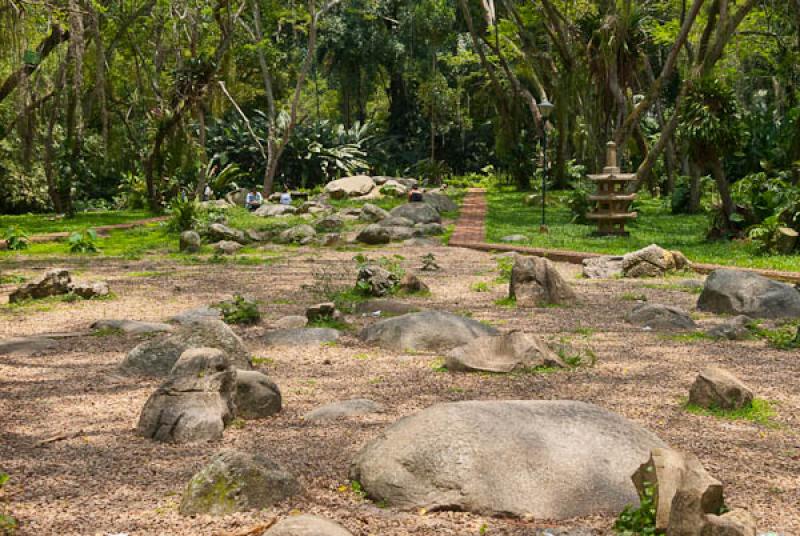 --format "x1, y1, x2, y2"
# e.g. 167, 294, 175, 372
1, 0, 799, 237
